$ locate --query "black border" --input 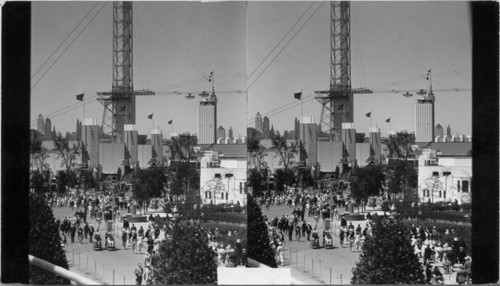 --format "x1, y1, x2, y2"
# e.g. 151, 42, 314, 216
471, 1, 499, 284
1, 1, 31, 283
